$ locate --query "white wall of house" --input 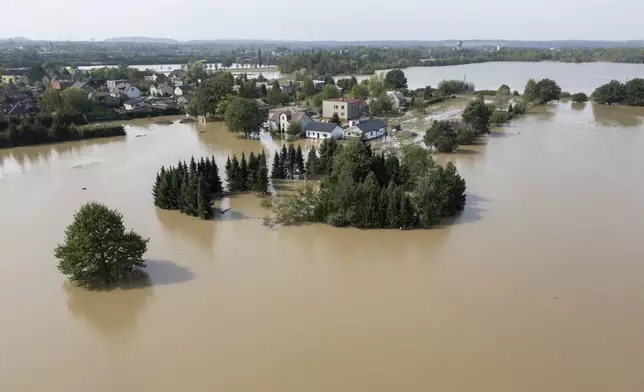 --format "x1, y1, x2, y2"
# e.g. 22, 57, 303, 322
125, 86, 141, 99
305, 126, 343, 139
344, 126, 386, 140
124, 101, 150, 111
